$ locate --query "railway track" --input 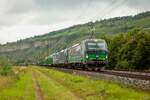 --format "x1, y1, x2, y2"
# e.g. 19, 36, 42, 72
49, 67, 150, 91
50, 67, 150, 81
101, 70, 150, 81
